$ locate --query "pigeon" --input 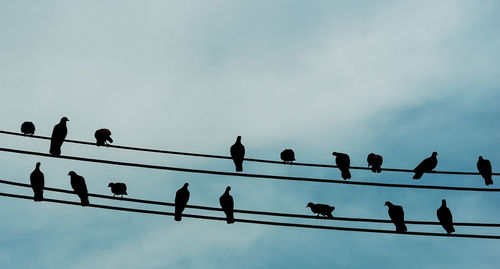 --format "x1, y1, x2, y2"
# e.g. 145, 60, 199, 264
30, 162, 44, 202
230, 136, 245, 172
477, 156, 493, 186
68, 171, 89, 206
219, 186, 235, 224
436, 199, 455, 234
95, 128, 113, 146
367, 153, 383, 173
21, 121, 35, 136
108, 182, 127, 198
306, 202, 335, 218
280, 149, 295, 164
174, 183, 190, 221
49, 117, 69, 156
332, 152, 351, 179
413, 152, 438, 179
385, 201, 407, 232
